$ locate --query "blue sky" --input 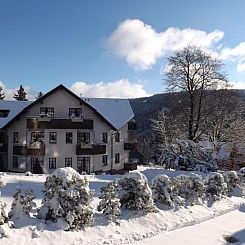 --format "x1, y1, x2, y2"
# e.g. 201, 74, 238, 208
1, 0, 245, 99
